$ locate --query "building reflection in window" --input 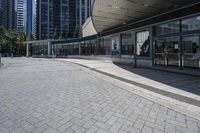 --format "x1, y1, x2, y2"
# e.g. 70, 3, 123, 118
182, 16, 200, 32
155, 21, 180, 35
111, 35, 120, 55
